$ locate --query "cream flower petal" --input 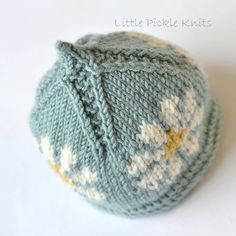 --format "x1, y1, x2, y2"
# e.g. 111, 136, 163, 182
127, 149, 164, 175
137, 164, 166, 190
76, 186, 105, 202
127, 153, 149, 175
60, 145, 77, 173
40, 136, 54, 163
191, 104, 205, 130
161, 95, 180, 130
168, 156, 182, 180
136, 155, 183, 190
74, 167, 98, 185
138, 121, 167, 147
184, 89, 197, 123
181, 133, 200, 155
